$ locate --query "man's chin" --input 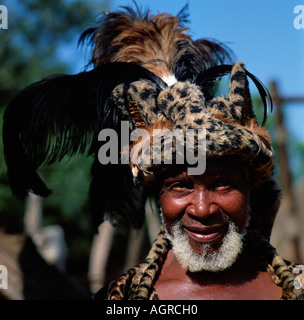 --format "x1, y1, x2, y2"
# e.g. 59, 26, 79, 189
166, 221, 244, 273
